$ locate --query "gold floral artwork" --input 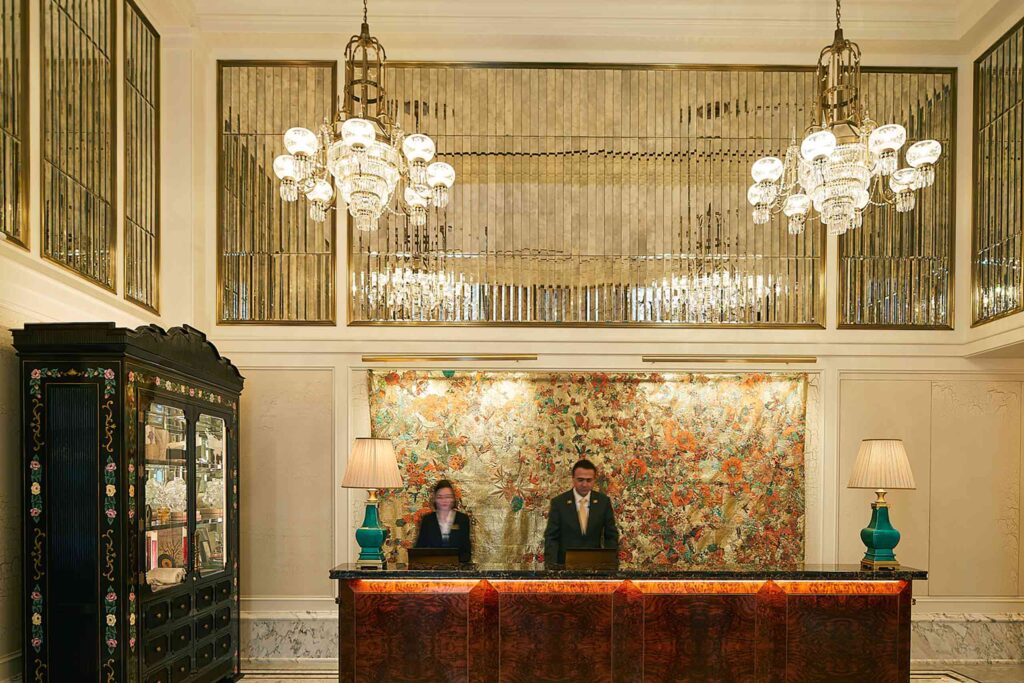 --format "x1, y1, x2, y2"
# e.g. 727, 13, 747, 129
369, 371, 807, 568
